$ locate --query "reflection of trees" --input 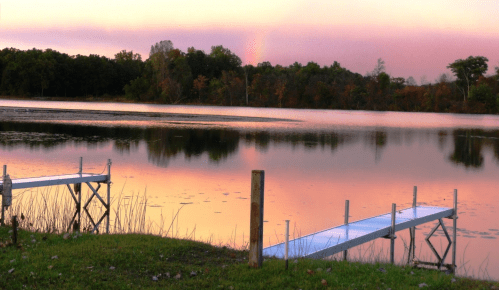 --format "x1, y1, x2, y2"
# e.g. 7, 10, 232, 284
449, 130, 483, 168
5, 120, 499, 169
365, 131, 387, 163
0, 121, 143, 151
243, 131, 356, 153
145, 128, 240, 167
